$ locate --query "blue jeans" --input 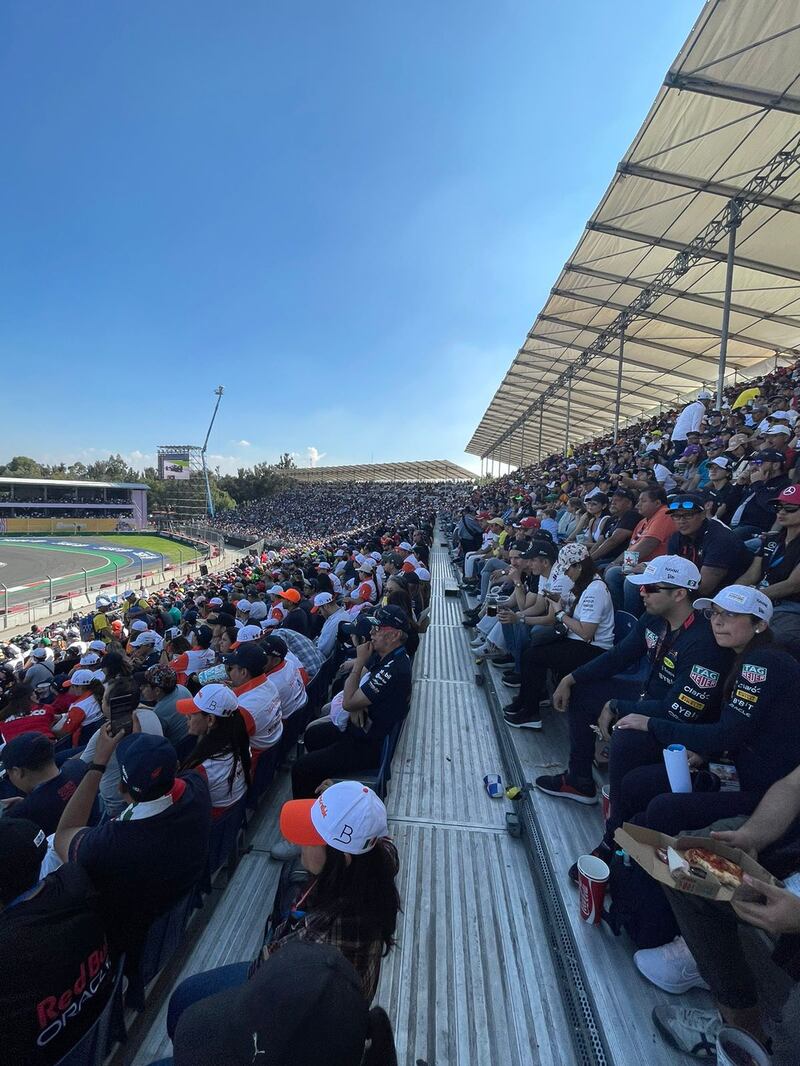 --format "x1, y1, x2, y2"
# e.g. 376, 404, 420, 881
502, 621, 560, 671
605, 565, 644, 616
166, 962, 250, 1041
480, 558, 509, 599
